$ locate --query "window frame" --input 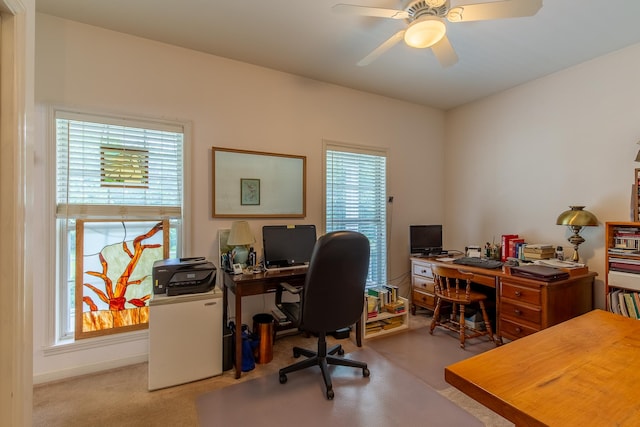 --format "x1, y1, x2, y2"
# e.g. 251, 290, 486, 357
49, 107, 192, 345
323, 139, 388, 287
